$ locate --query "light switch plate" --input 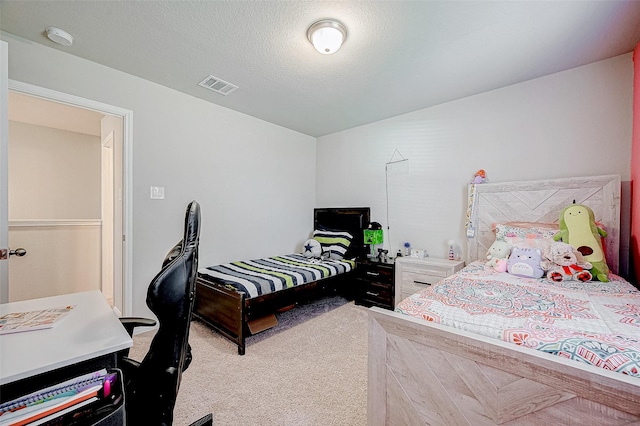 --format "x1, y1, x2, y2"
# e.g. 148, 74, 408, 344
150, 186, 165, 199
